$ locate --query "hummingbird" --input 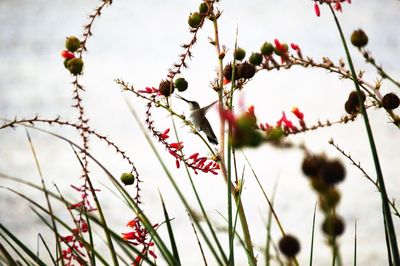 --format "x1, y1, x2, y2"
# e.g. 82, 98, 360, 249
176, 95, 218, 145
